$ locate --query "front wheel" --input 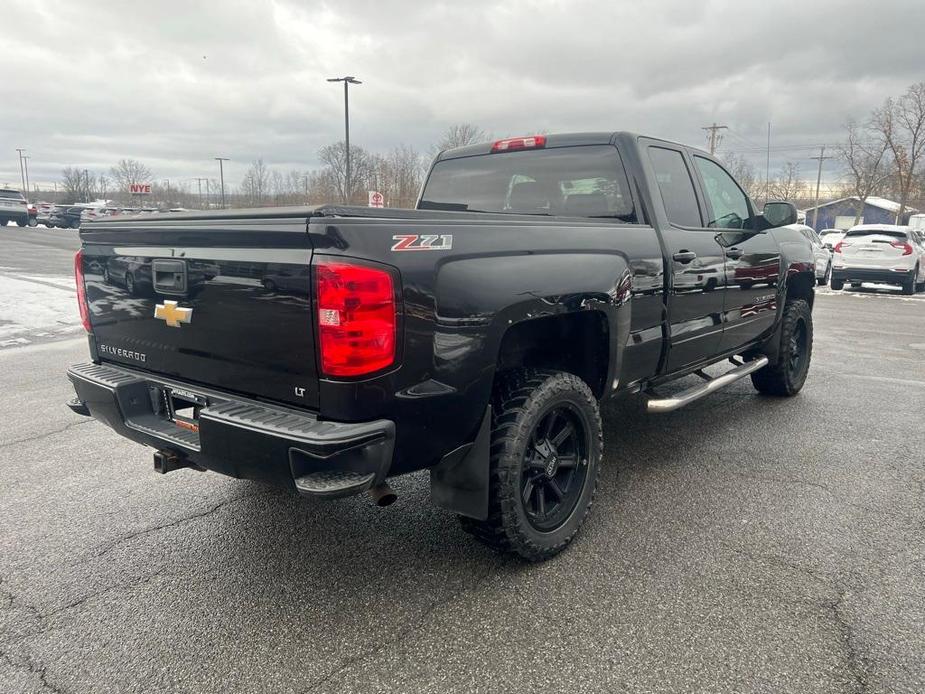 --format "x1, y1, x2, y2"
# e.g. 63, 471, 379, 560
459, 369, 602, 561
752, 299, 812, 396
818, 263, 831, 286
